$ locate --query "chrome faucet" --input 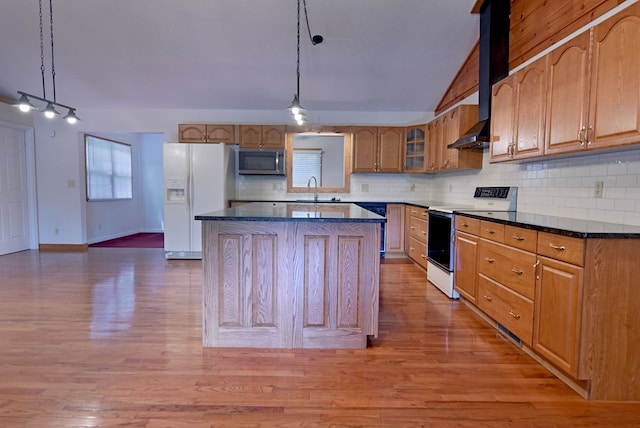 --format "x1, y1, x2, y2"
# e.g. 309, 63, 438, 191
307, 175, 318, 203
